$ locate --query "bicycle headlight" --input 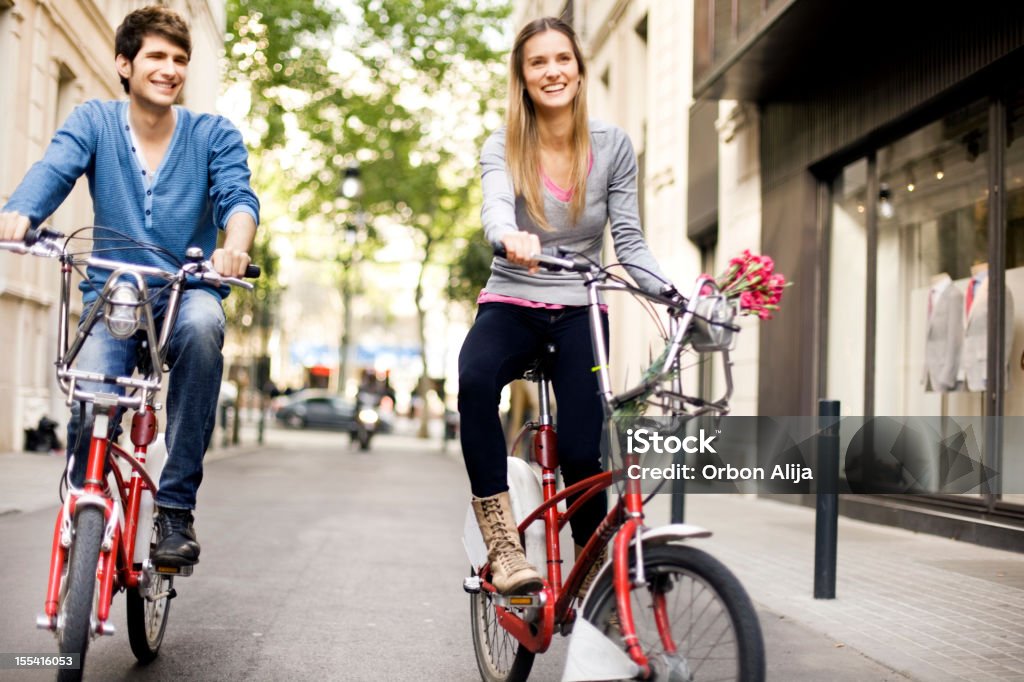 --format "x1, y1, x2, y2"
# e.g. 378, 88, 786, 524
105, 283, 141, 340
691, 294, 737, 352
